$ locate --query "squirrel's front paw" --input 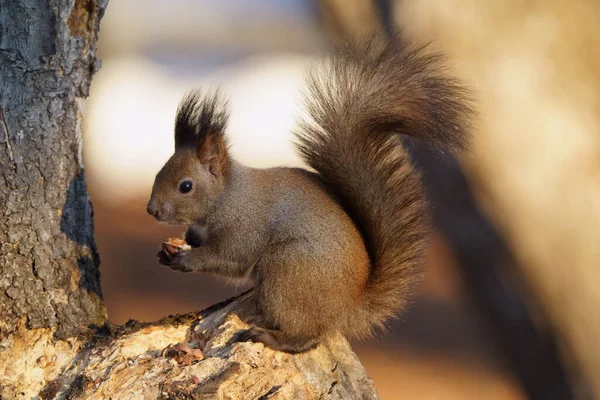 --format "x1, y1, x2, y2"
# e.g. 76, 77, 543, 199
157, 249, 194, 273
